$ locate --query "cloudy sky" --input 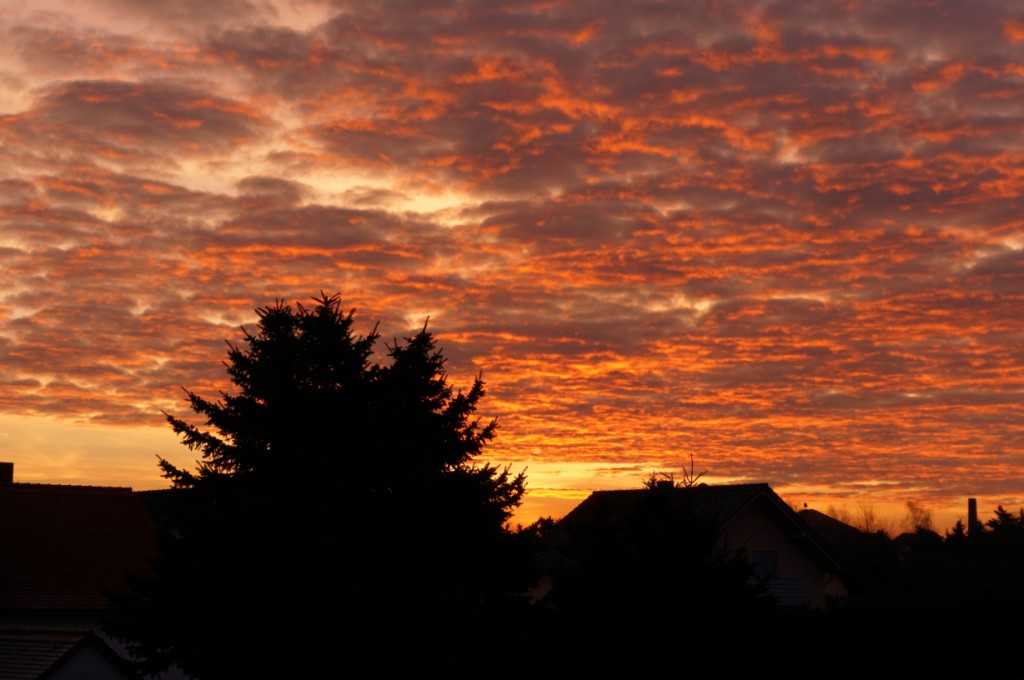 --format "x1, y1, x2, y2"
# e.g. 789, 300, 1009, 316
1, 0, 1022, 529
